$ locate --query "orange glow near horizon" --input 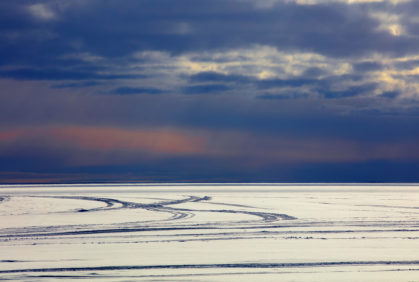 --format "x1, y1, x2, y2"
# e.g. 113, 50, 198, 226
0, 126, 207, 156
1, 125, 418, 167
49, 126, 207, 155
